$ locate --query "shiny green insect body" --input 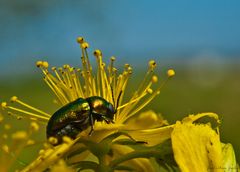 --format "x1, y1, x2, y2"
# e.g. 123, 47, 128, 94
46, 96, 115, 143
